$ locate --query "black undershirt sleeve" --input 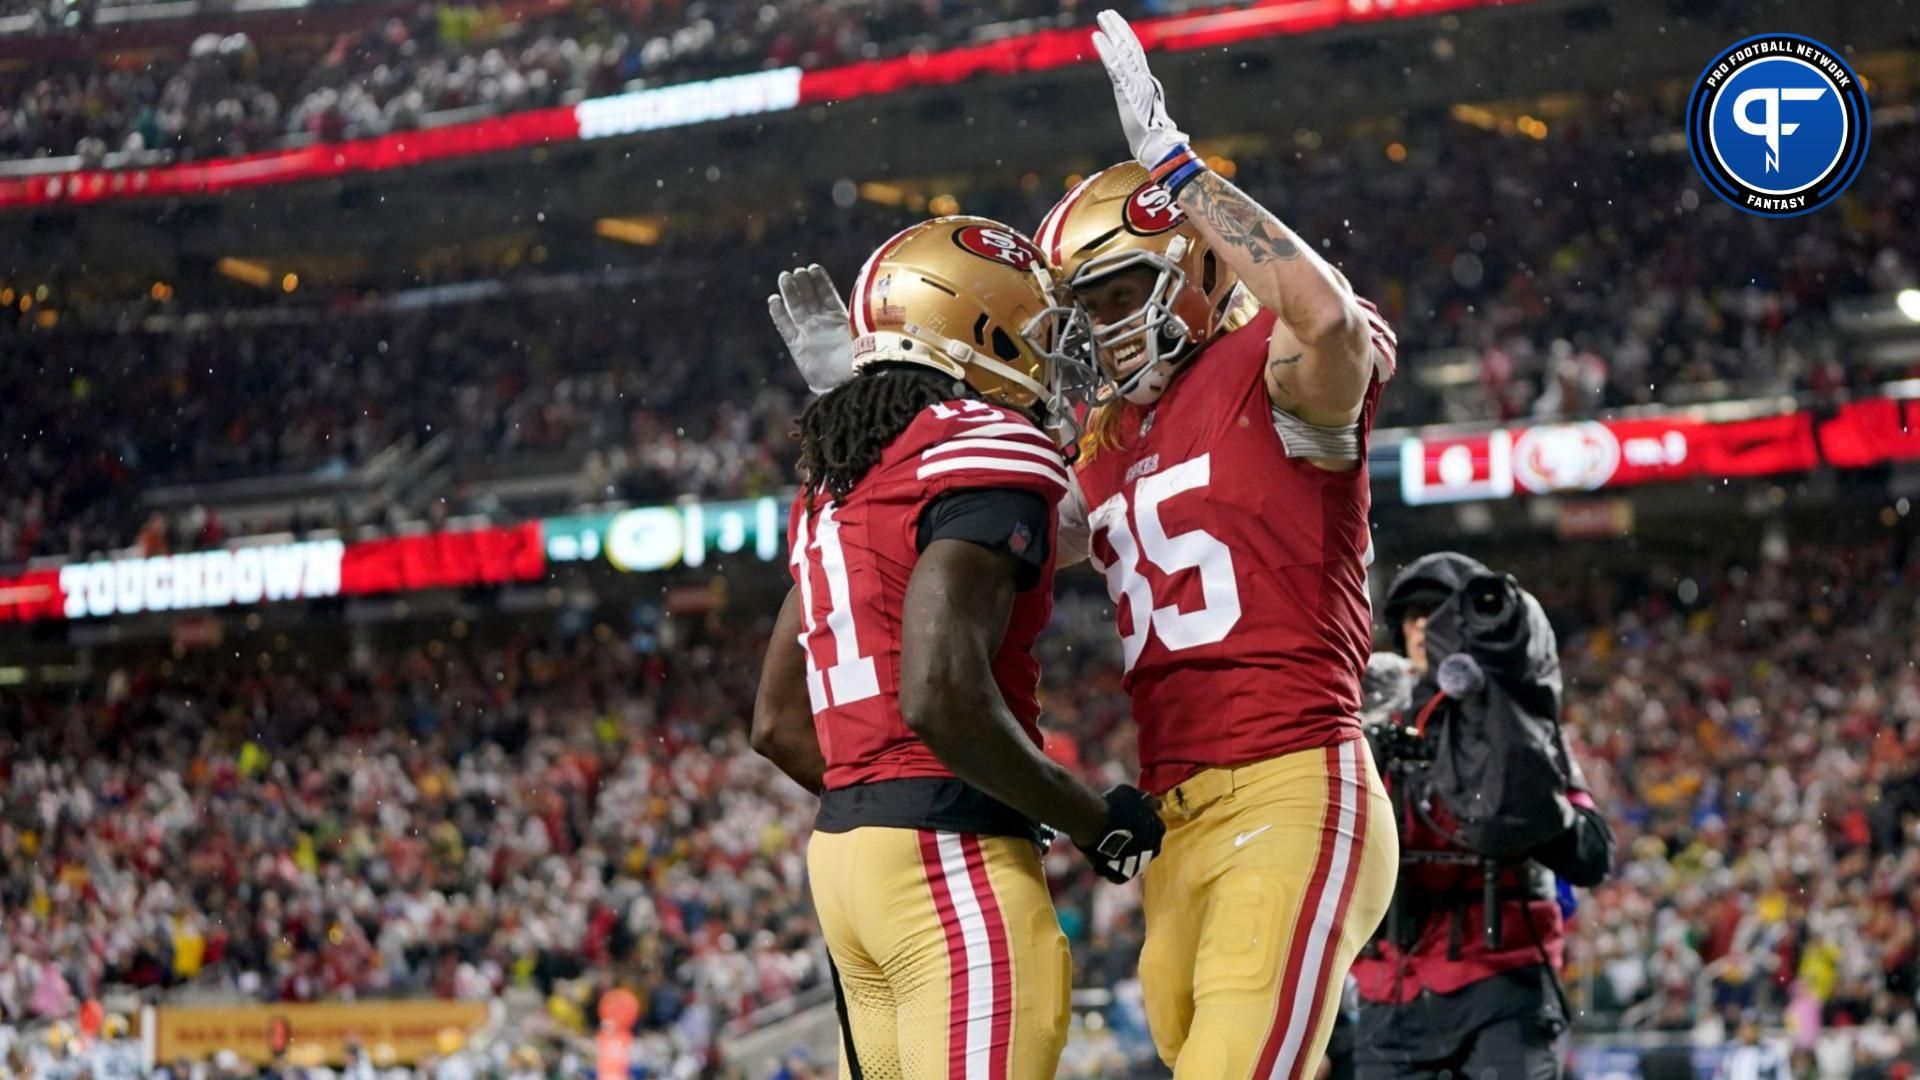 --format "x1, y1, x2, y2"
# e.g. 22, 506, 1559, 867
915, 488, 1052, 591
